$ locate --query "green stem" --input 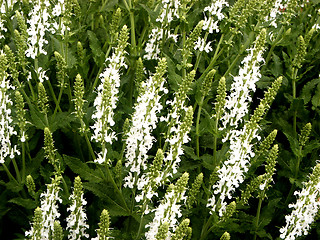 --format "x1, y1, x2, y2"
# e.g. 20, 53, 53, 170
129, 11, 136, 57
11, 158, 21, 183
223, 31, 254, 78
285, 147, 302, 205
199, 215, 214, 240
196, 98, 204, 158
91, 45, 112, 91
2, 163, 19, 185
47, 80, 62, 113
84, 130, 96, 161
213, 112, 220, 167
253, 197, 263, 240
22, 142, 26, 182
264, 26, 285, 67
292, 67, 298, 137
